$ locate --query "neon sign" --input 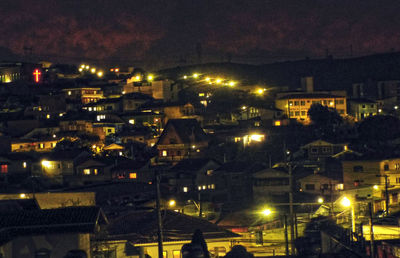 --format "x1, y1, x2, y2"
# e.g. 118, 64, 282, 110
33, 69, 41, 83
